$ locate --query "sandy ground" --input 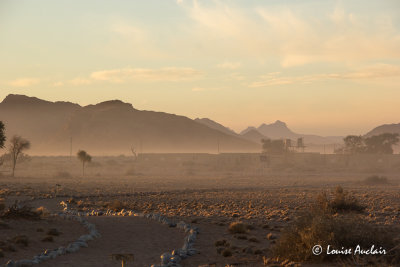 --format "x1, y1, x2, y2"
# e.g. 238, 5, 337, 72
1, 155, 400, 266
0, 216, 86, 266
39, 216, 186, 267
